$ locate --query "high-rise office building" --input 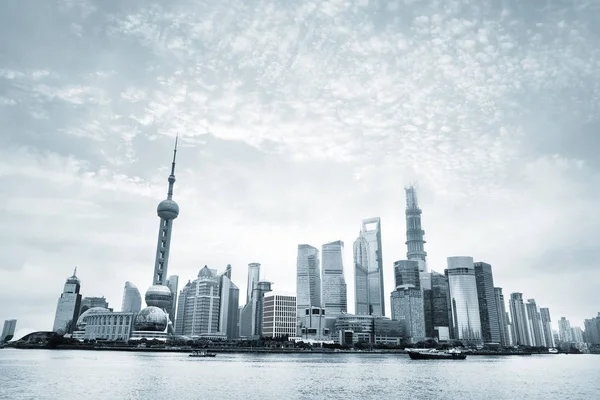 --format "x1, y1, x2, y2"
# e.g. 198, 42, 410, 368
321, 241, 347, 316
494, 288, 510, 346
53, 268, 82, 334
175, 266, 222, 337
262, 294, 297, 338
137, 137, 181, 335
539, 308, 555, 348
79, 296, 109, 316
166, 275, 179, 327
354, 218, 385, 316
239, 263, 272, 339
558, 317, 573, 343
571, 326, 584, 343
246, 263, 261, 304
474, 262, 500, 344
219, 265, 240, 339
390, 285, 426, 343
423, 271, 450, 341
446, 257, 482, 343
121, 282, 142, 313
509, 293, 531, 346
1, 319, 17, 343
404, 186, 427, 271
393, 260, 421, 289
525, 299, 544, 347
296, 244, 321, 317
